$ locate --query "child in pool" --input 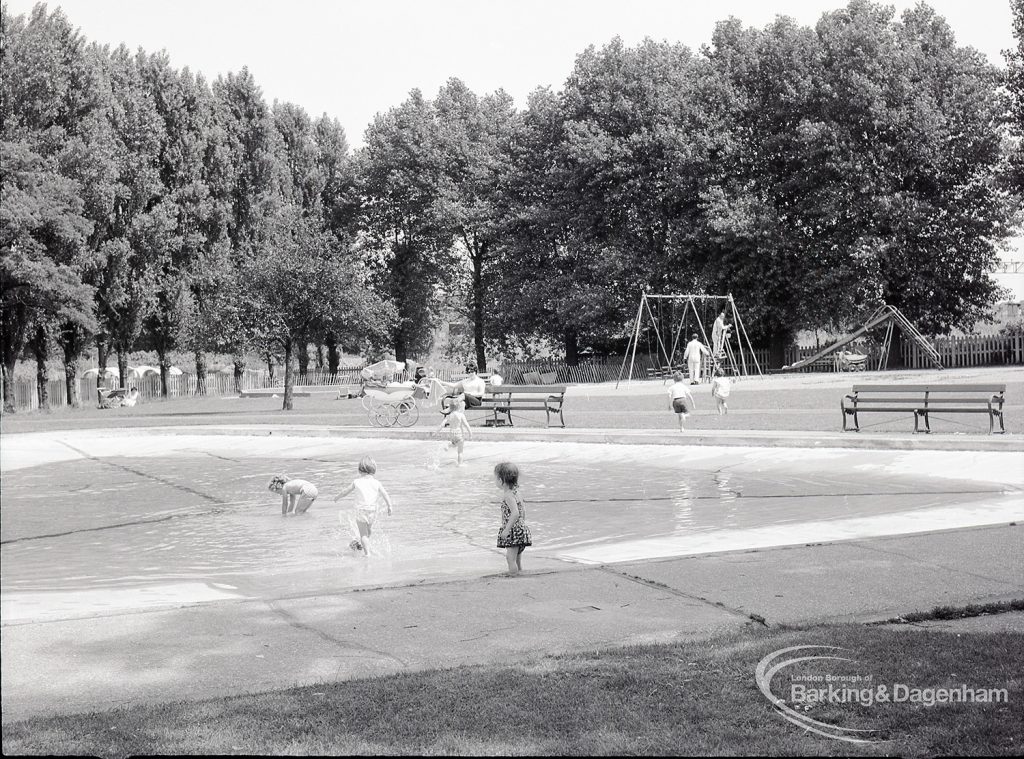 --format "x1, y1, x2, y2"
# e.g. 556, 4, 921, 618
494, 461, 531, 576
439, 397, 472, 465
334, 456, 393, 556
268, 475, 319, 516
667, 371, 696, 431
